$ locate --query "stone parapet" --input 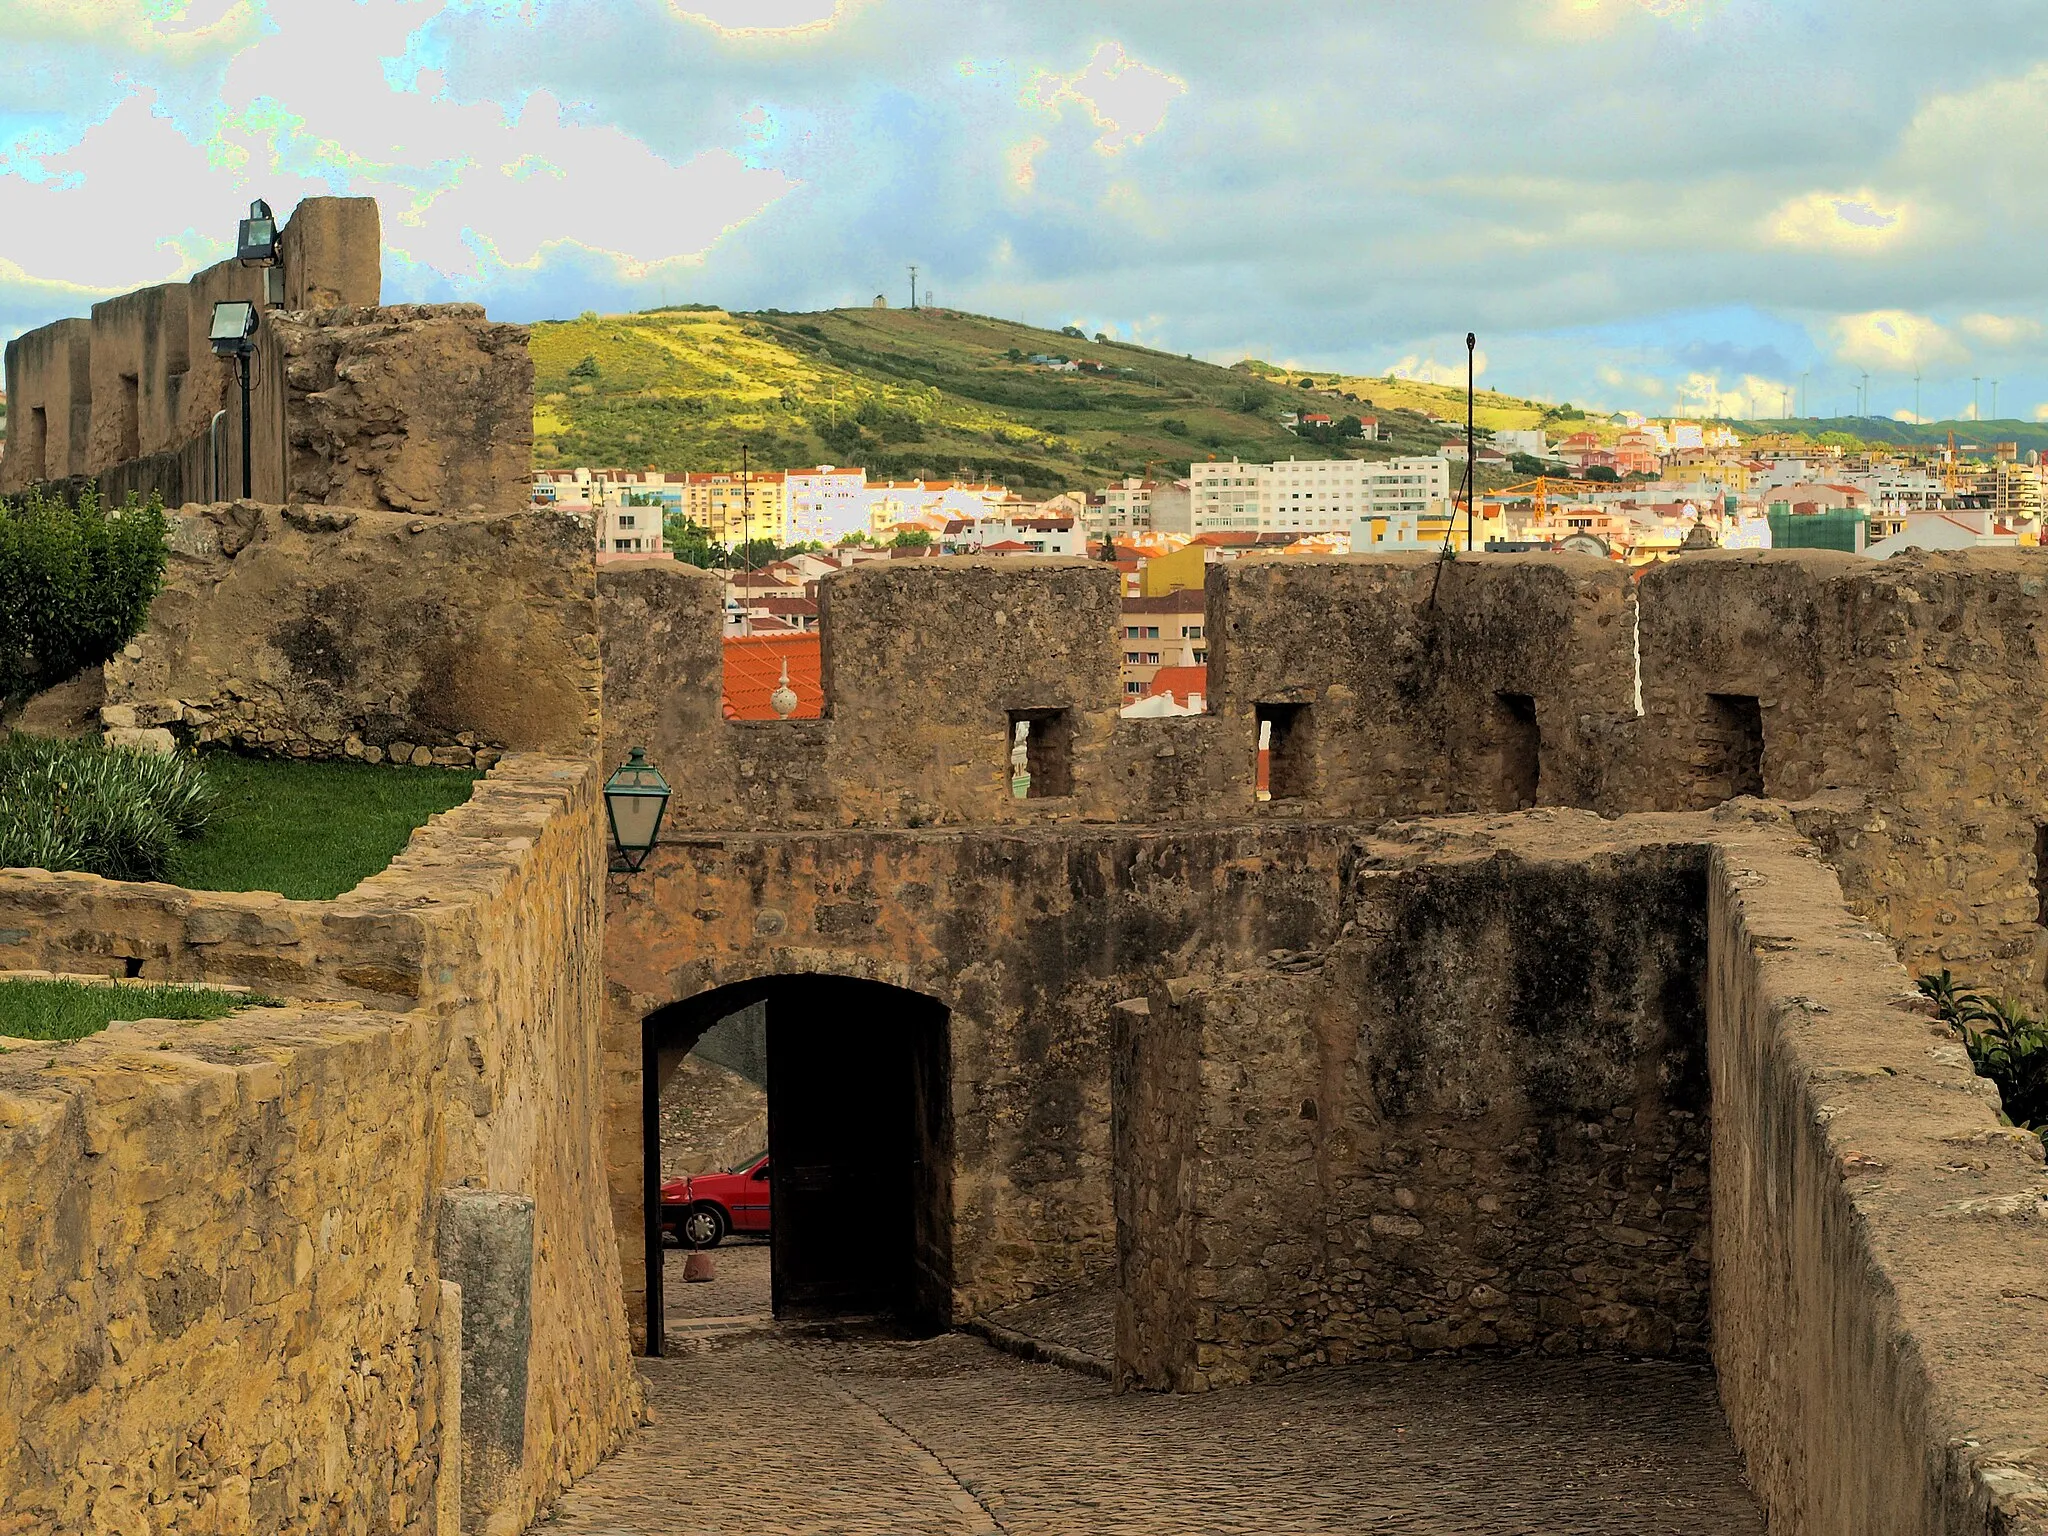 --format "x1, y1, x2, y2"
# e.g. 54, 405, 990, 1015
0, 755, 638, 1535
